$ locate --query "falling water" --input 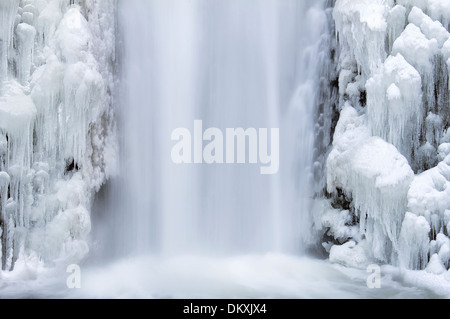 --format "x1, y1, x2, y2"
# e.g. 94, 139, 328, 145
0, 0, 441, 299
99, 0, 328, 258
